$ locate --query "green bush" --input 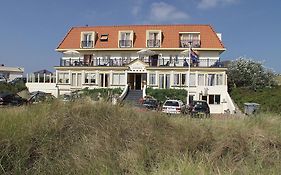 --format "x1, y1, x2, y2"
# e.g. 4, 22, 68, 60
146, 88, 187, 103
0, 82, 27, 93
